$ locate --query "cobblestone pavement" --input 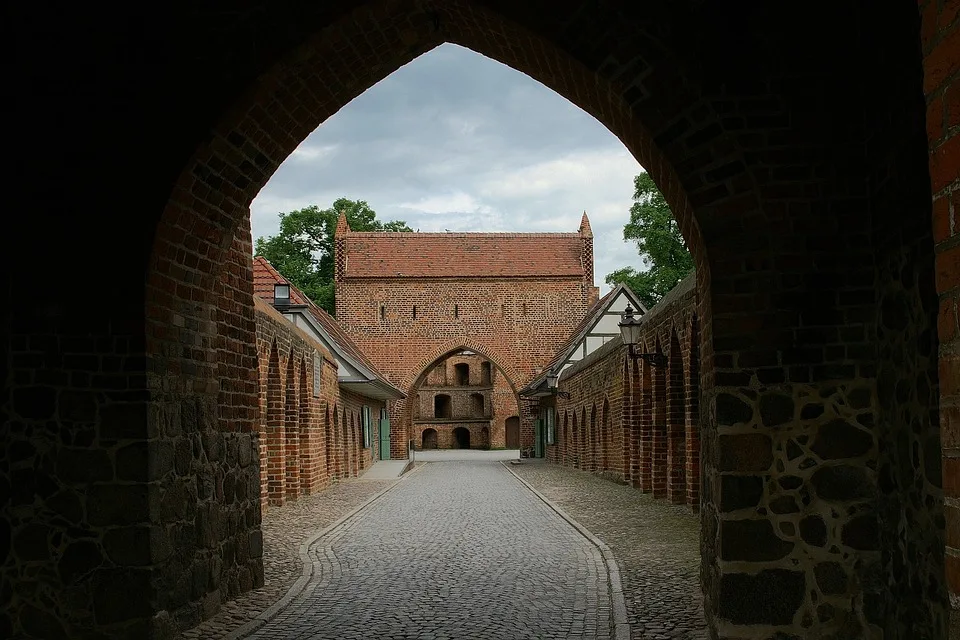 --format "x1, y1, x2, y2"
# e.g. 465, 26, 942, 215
243, 461, 617, 640
183, 478, 397, 639
510, 461, 707, 640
